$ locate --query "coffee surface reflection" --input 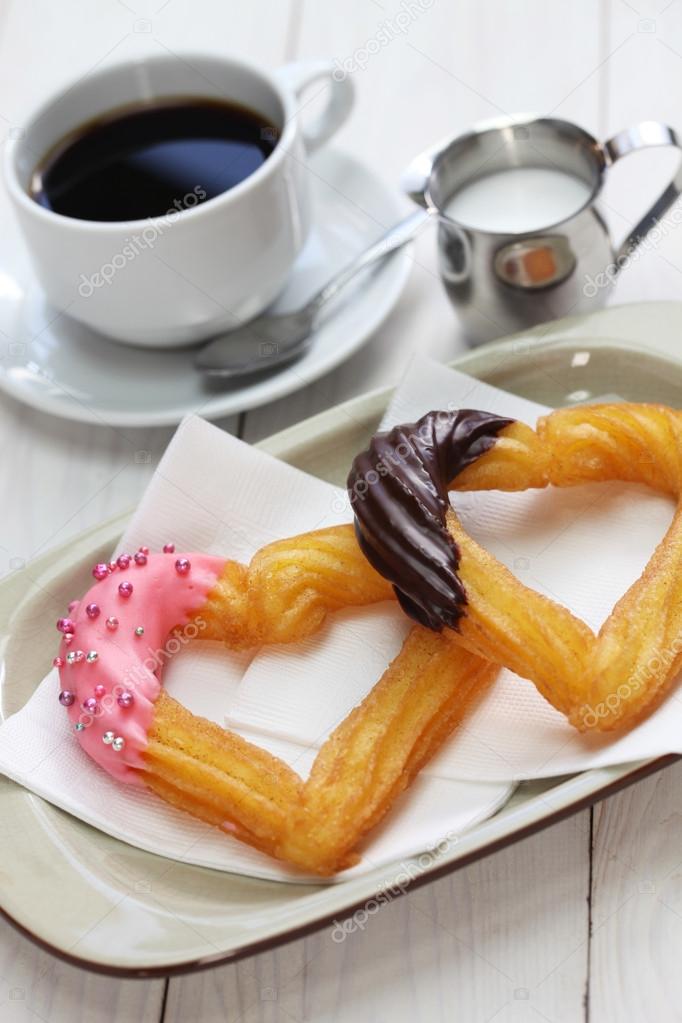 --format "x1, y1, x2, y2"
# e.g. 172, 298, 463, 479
30, 97, 277, 222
